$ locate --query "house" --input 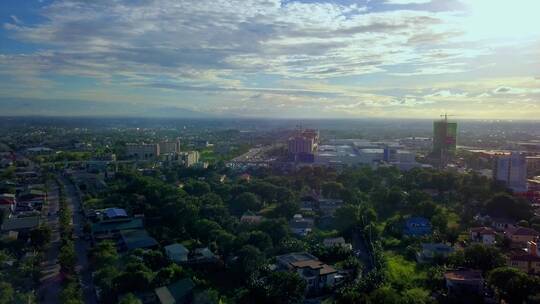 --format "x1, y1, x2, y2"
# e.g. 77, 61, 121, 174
404, 217, 432, 237
240, 211, 263, 224
505, 227, 539, 245
0, 193, 15, 212
444, 270, 484, 296
289, 214, 314, 237
164, 244, 190, 263
491, 217, 516, 232
189, 247, 218, 264
104, 208, 128, 219
155, 278, 195, 304
91, 218, 144, 239
119, 229, 158, 251
323, 237, 352, 250
318, 199, 344, 216
276, 252, 337, 293
416, 243, 454, 263
470, 227, 497, 245
508, 241, 540, 274
1, 216, 40, 233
